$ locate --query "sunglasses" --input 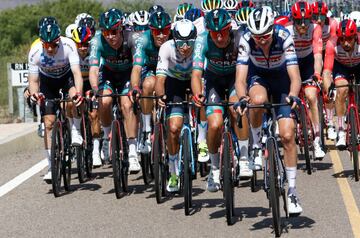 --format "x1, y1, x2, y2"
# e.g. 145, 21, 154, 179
150, 25, 171, 36
209, 24, 231, 39
175, 39, 195, 48
252, 32, 273, 41
102, 27, 122, 37
312, 14, 326, 22
294, 18, 312, 26
76, 42, 90, 48
339, 36, 355, 42
42, 39, 60, 49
